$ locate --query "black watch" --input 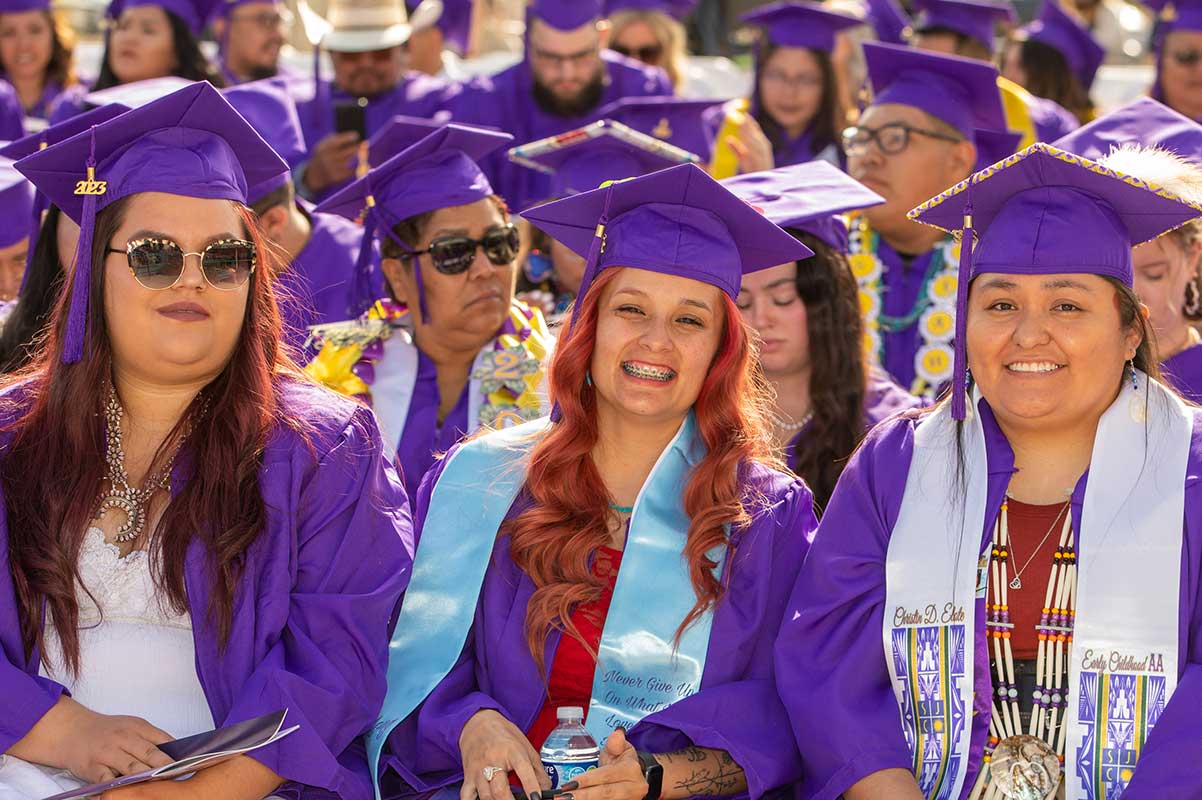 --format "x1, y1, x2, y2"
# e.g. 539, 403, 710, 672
637, 751, 663, 800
